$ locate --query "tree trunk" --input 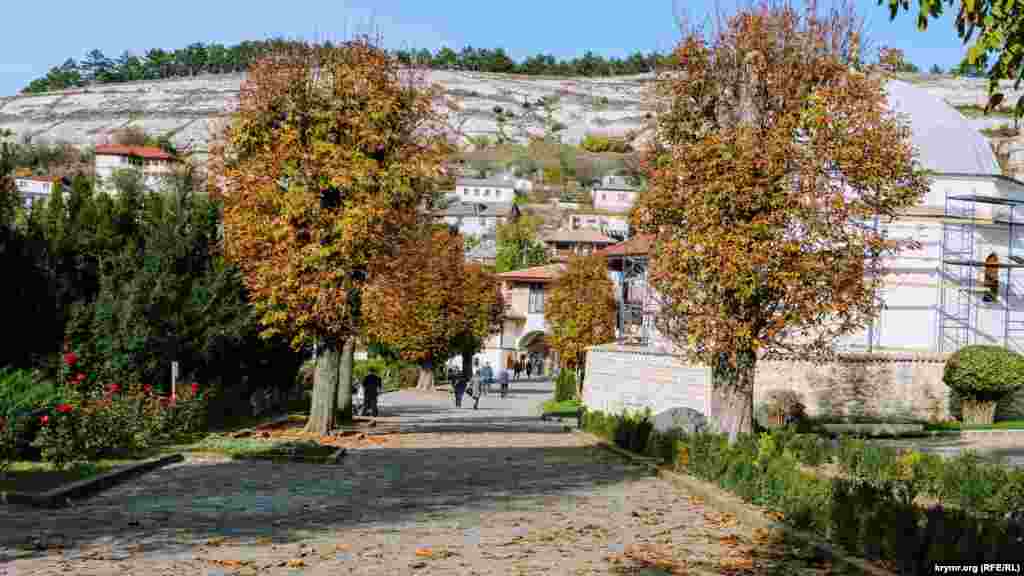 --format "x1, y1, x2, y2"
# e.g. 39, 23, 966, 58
304, 340, 340, 435
335, 338, 354, 424
461, 348, 473, 383
416, 360, 435, 391
709, 349, 756, 443
576, 352, 585, 400
961, 399, 998, 426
